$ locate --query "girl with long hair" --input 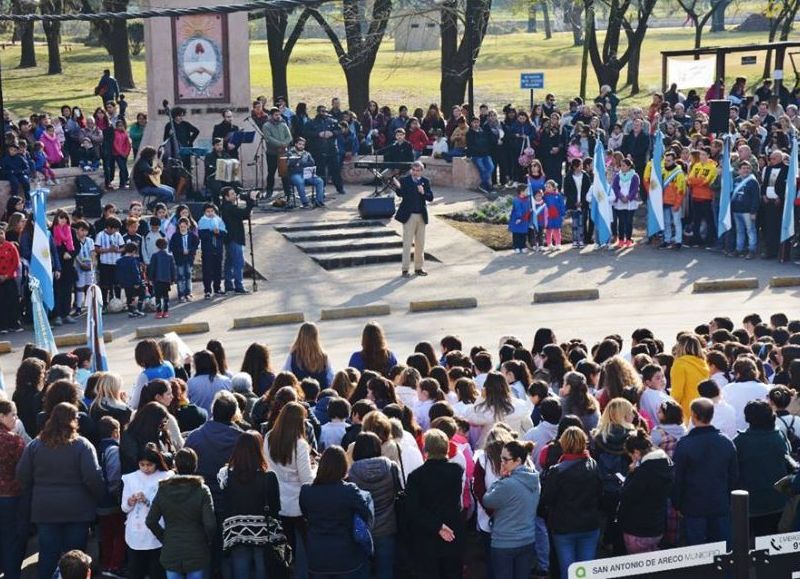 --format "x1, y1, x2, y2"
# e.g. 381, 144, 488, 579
597, 355, 642, 411
218, 431, 281, 578
240, 342, 275, 397
670, 333, 710, 420
89, 372, 132, 428
559, 371, 601, 434
120, 402, 175, 474
139, 379, 184, 450
284, 322, 334, 389
348, 322, 398, 375
187, 349, 232, 415
466, 371, 533, 447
